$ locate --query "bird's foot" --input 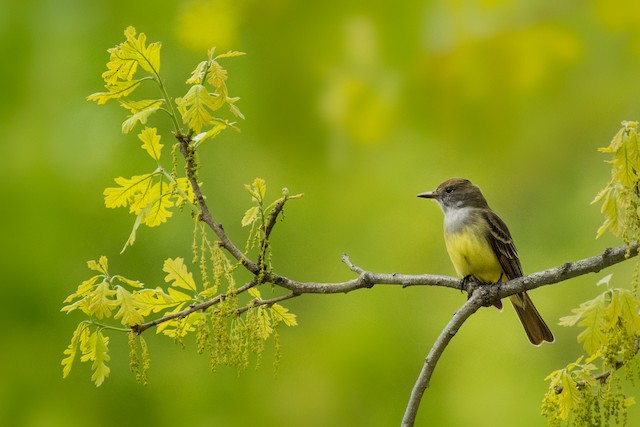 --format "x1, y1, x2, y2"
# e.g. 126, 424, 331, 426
460, 275, 474, 294
461, 277, 502, 308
